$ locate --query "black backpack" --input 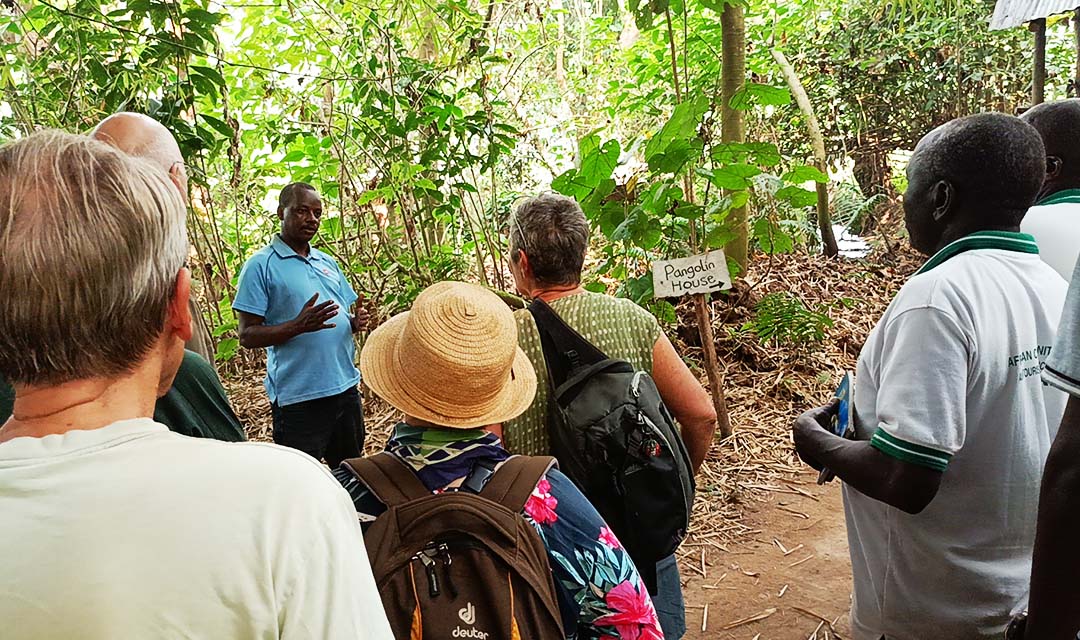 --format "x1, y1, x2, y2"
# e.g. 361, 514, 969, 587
528, 298, 695, 593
